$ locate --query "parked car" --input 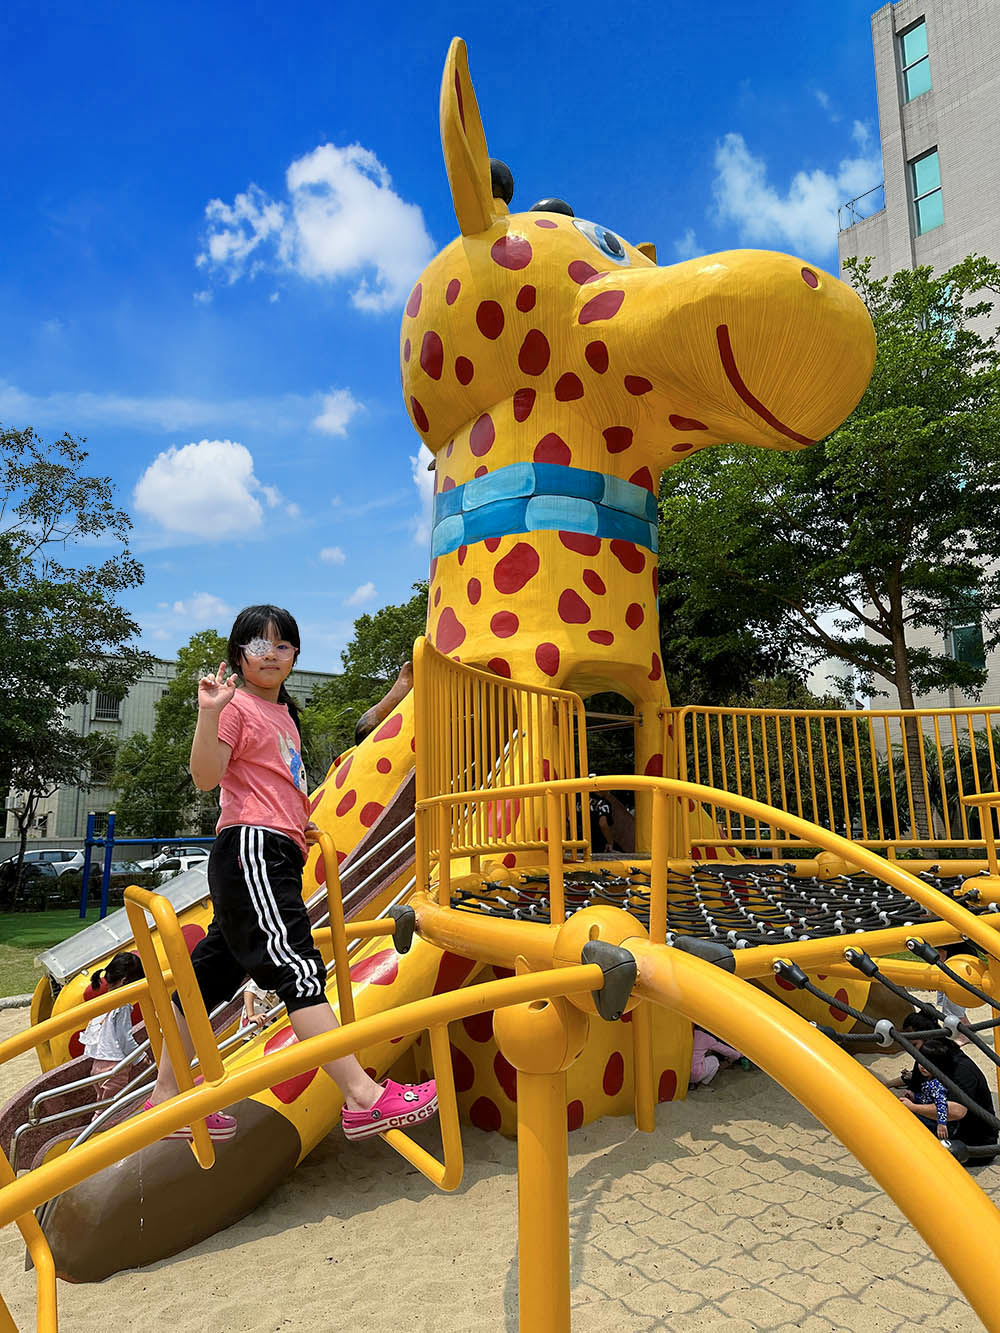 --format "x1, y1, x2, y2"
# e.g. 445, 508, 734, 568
0, 848, 83, 876
136, 846, 210, 871
154, 854, 211, 882
0, 859, 63, 909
